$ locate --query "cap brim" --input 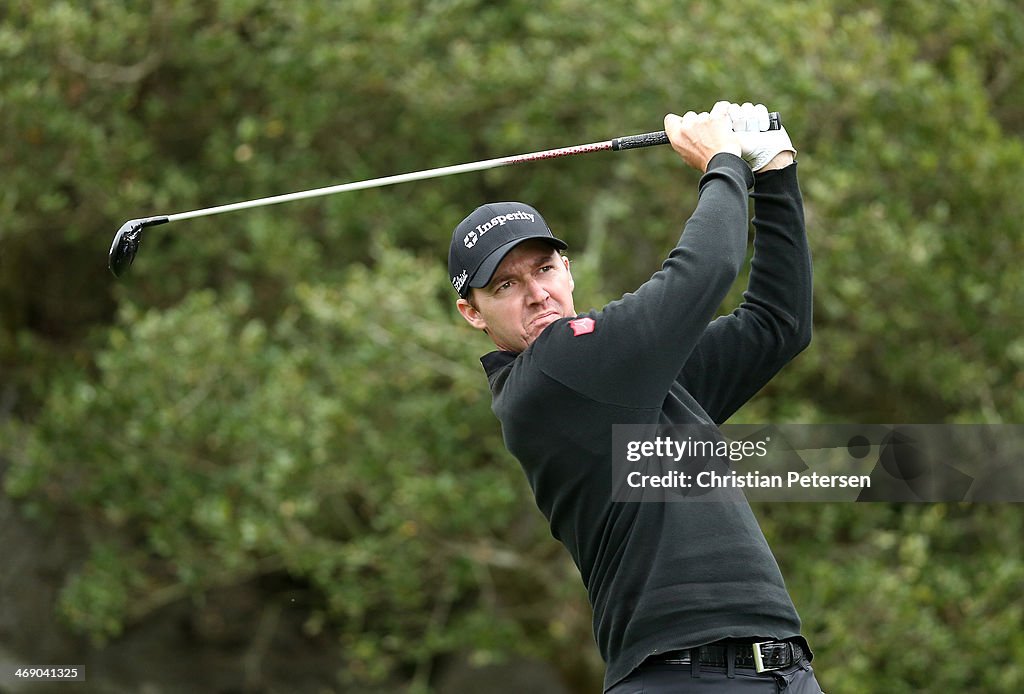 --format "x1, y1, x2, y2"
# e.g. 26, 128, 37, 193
467, 235, 568, 290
